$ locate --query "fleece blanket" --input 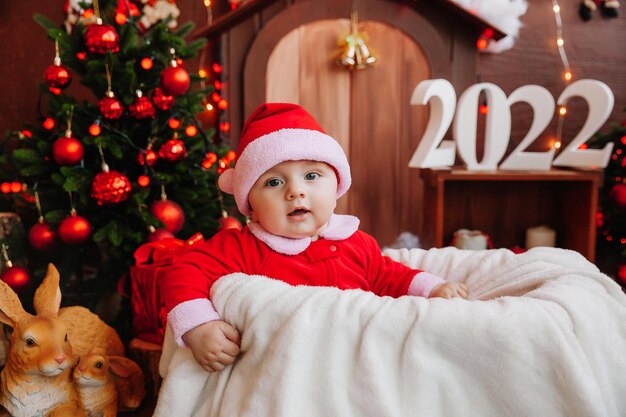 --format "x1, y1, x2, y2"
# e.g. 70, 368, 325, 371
153, 247, 626, 417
